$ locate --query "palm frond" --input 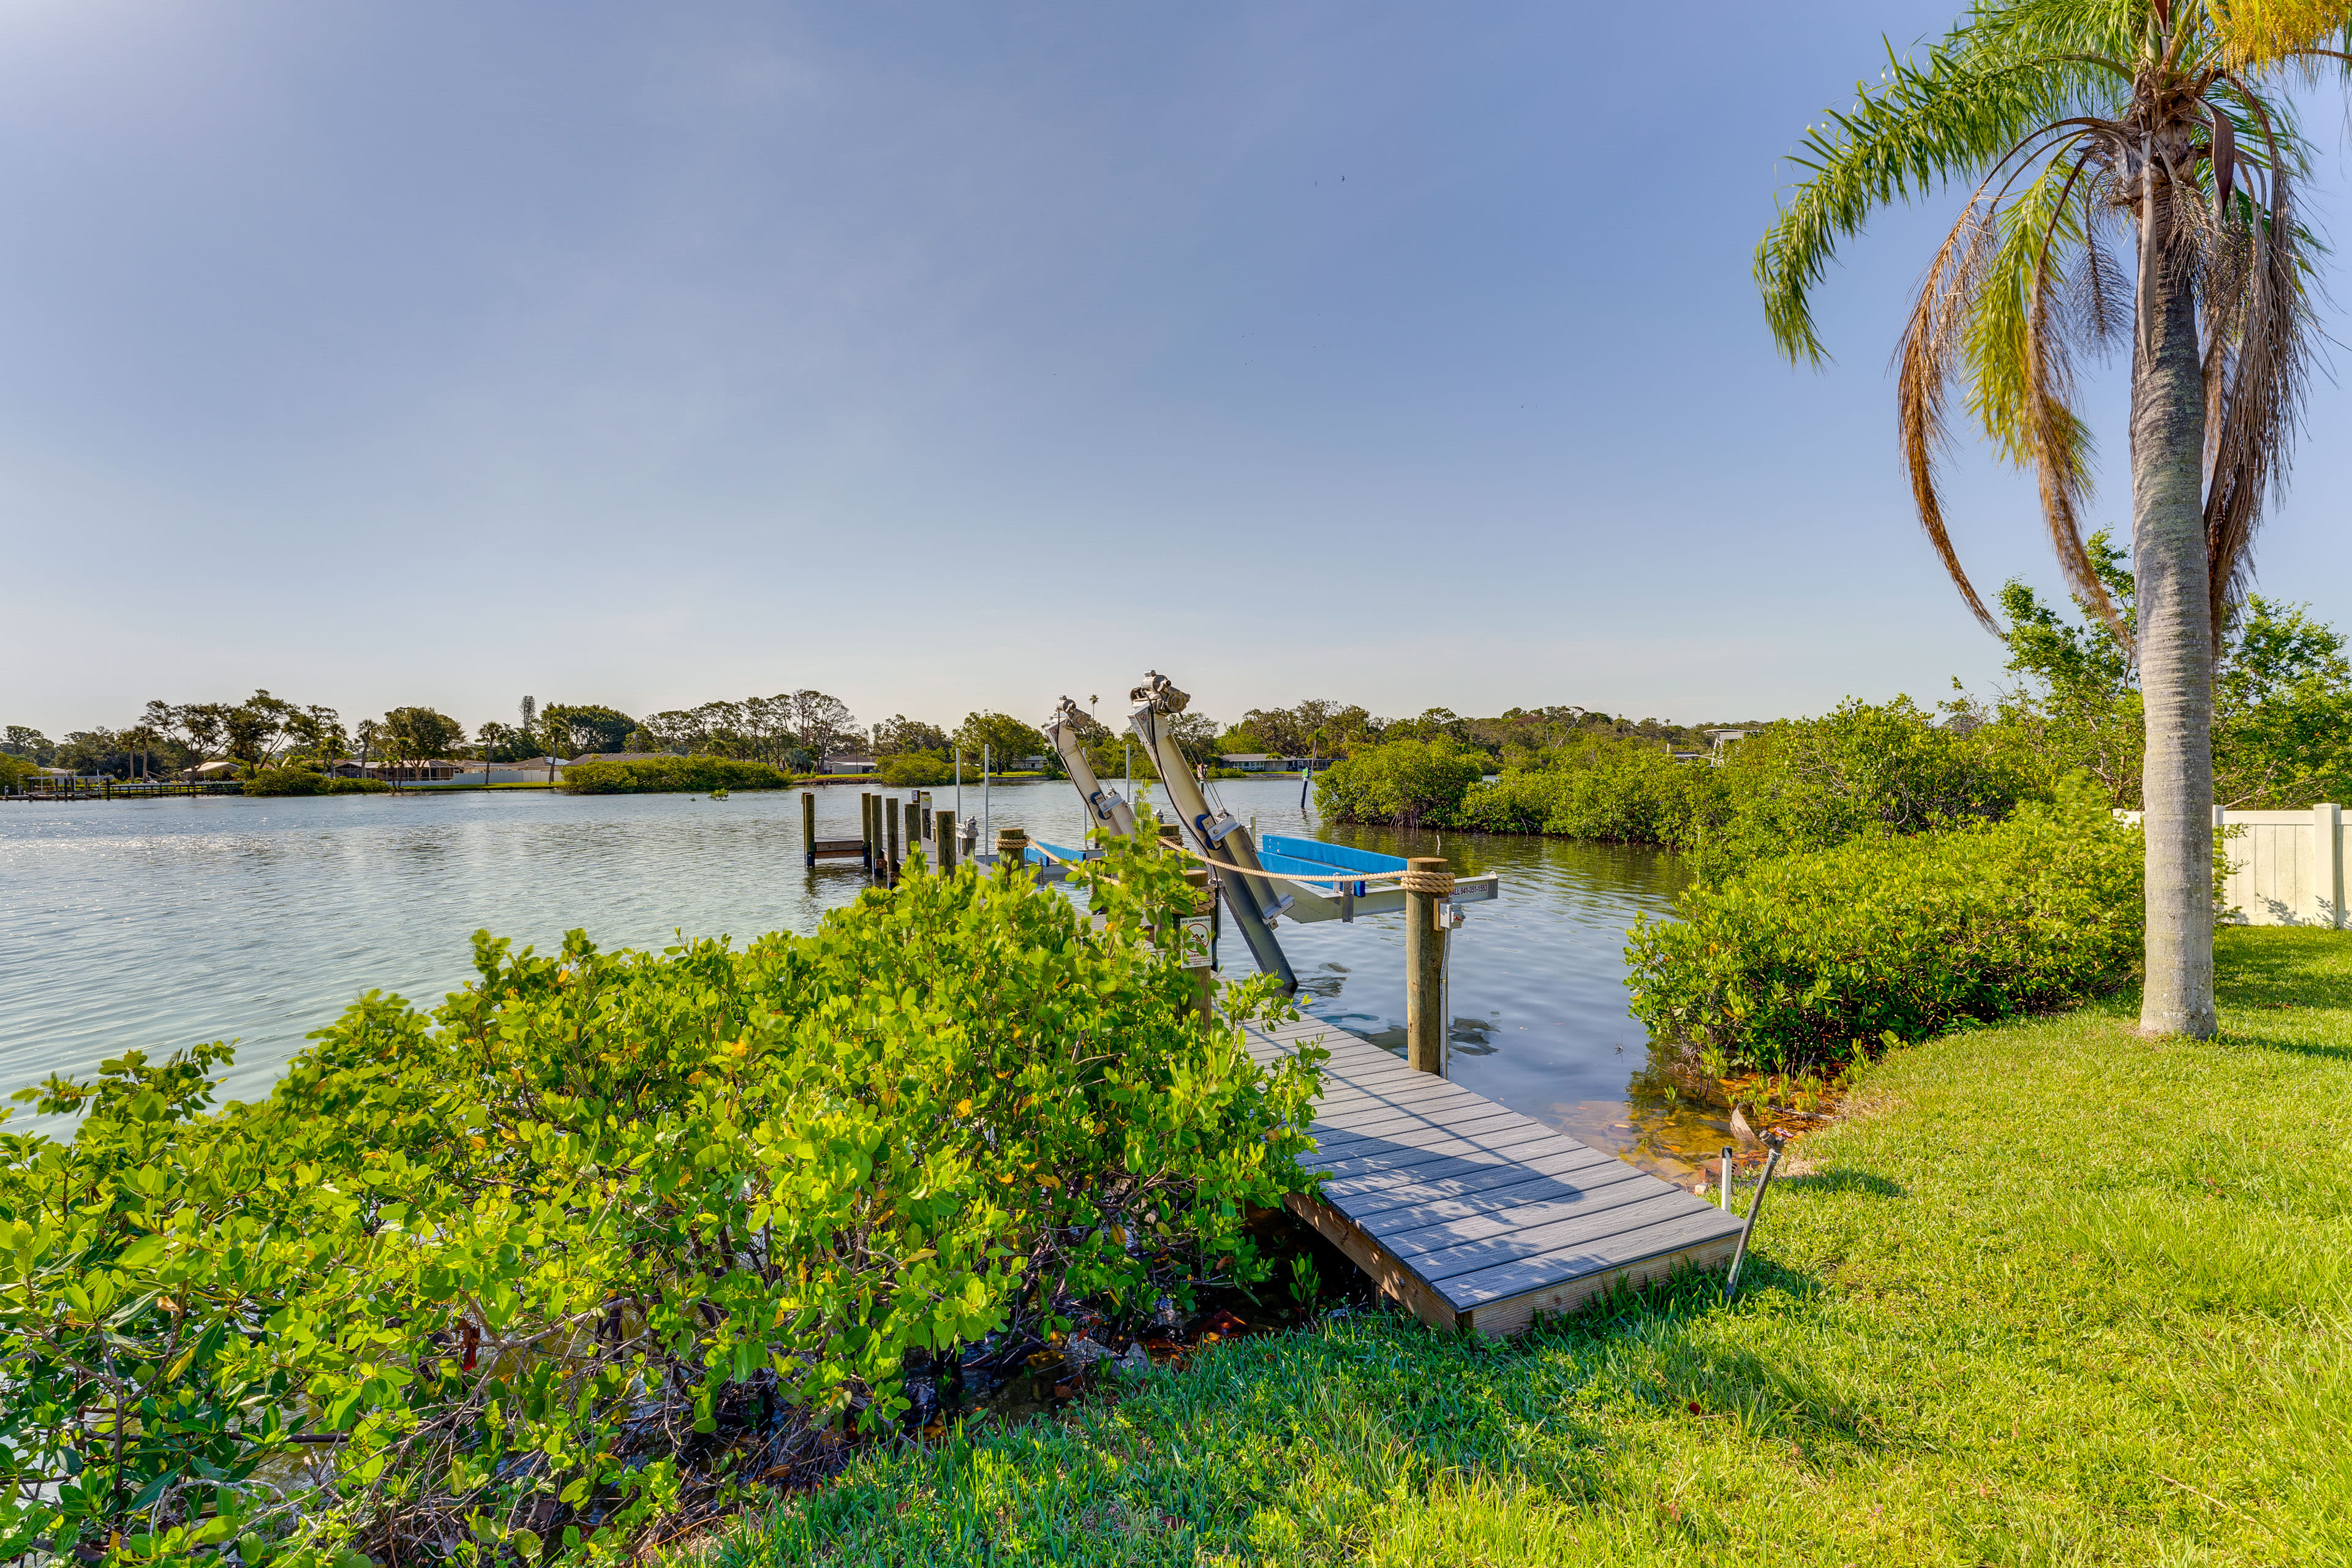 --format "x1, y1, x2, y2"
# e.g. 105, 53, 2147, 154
1762, 0, 2339, 649
1986, 154, 2132, 641
2201, 85, 2316, 641
1758, 31, 2116, 363
1896, 198, 2003, 628
2209, 0, 2352, 67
